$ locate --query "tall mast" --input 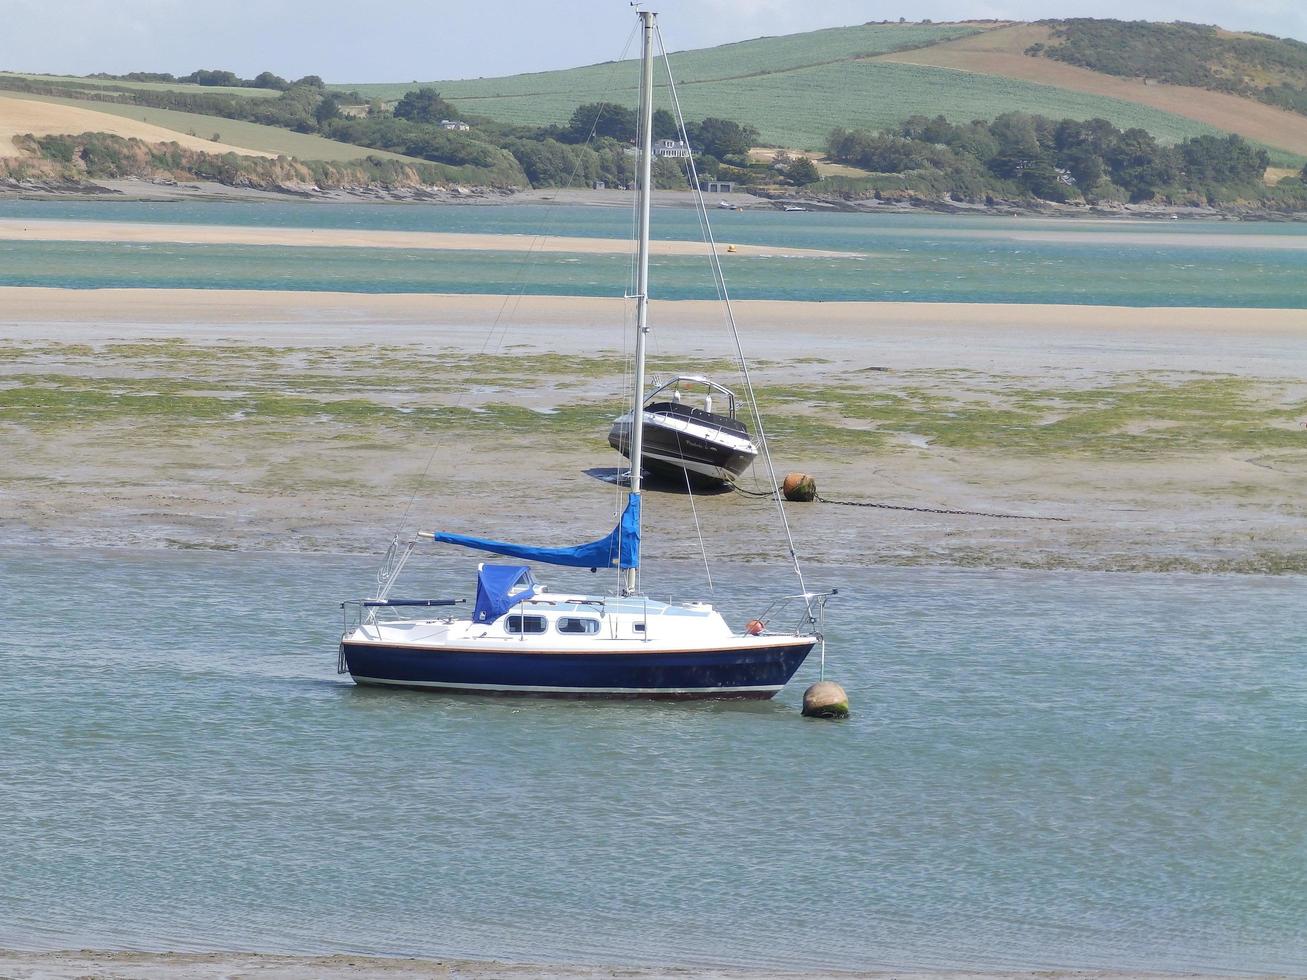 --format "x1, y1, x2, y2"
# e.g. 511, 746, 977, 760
623, 8, 656, 597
